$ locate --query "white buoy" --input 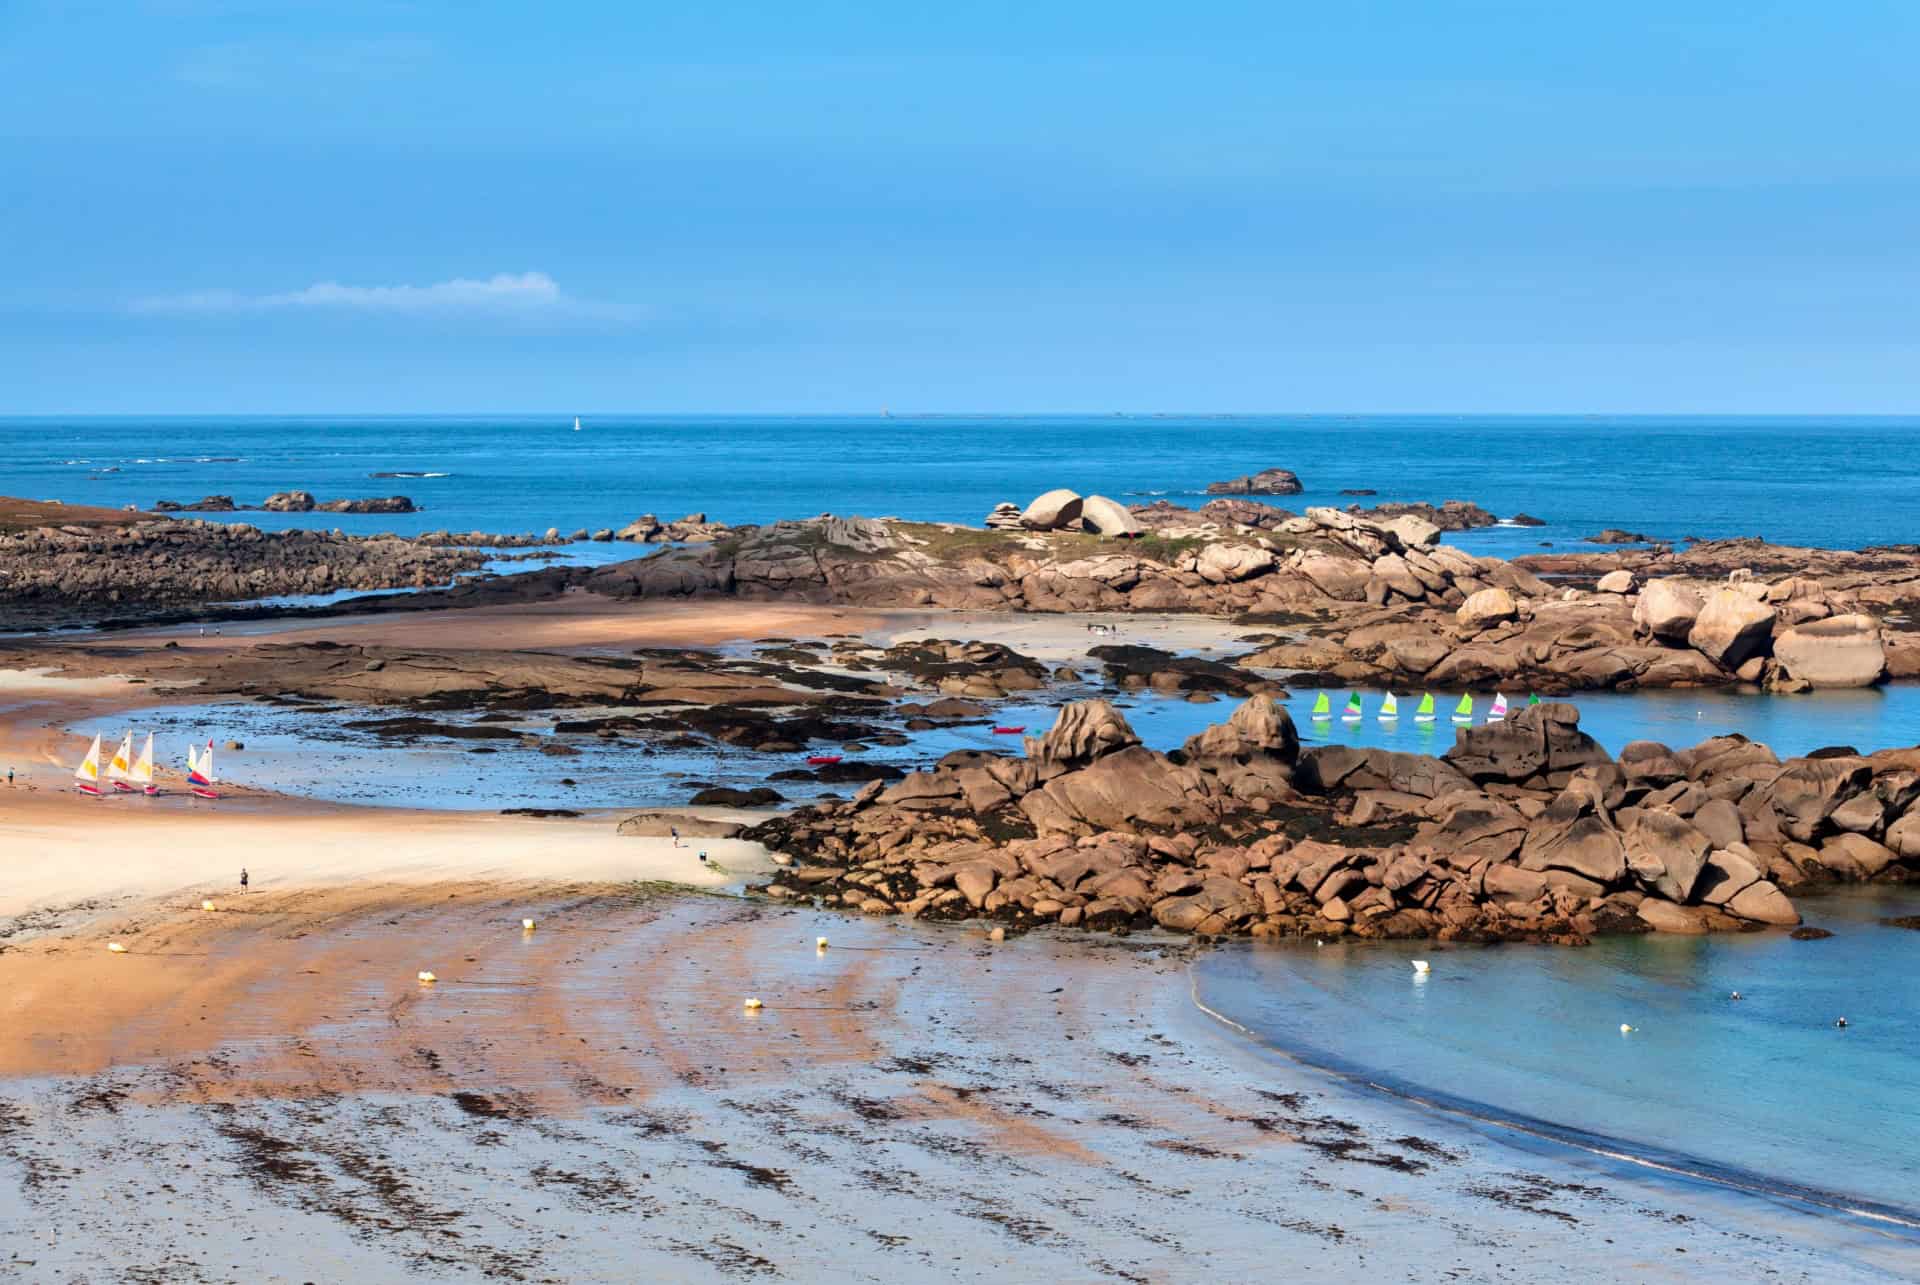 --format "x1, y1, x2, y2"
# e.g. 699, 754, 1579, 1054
522, 918, 536, 931
418, 970, 437, 983
816, 936, 829, 949
106, 942, 127, 954
1619, 1023, 1635, 1034
743, 997, 763, 1010
1411, 960, 1431, 973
